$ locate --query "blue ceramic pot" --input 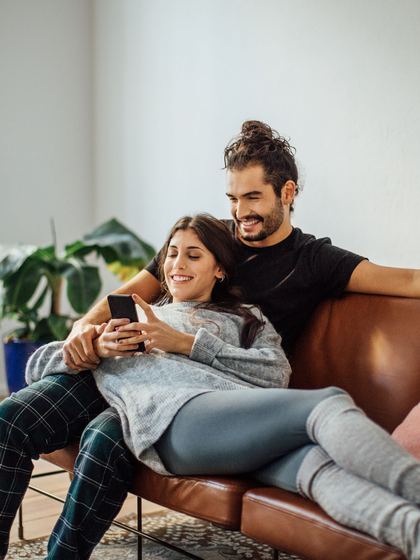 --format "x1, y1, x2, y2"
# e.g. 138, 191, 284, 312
3, 339, 45, 394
